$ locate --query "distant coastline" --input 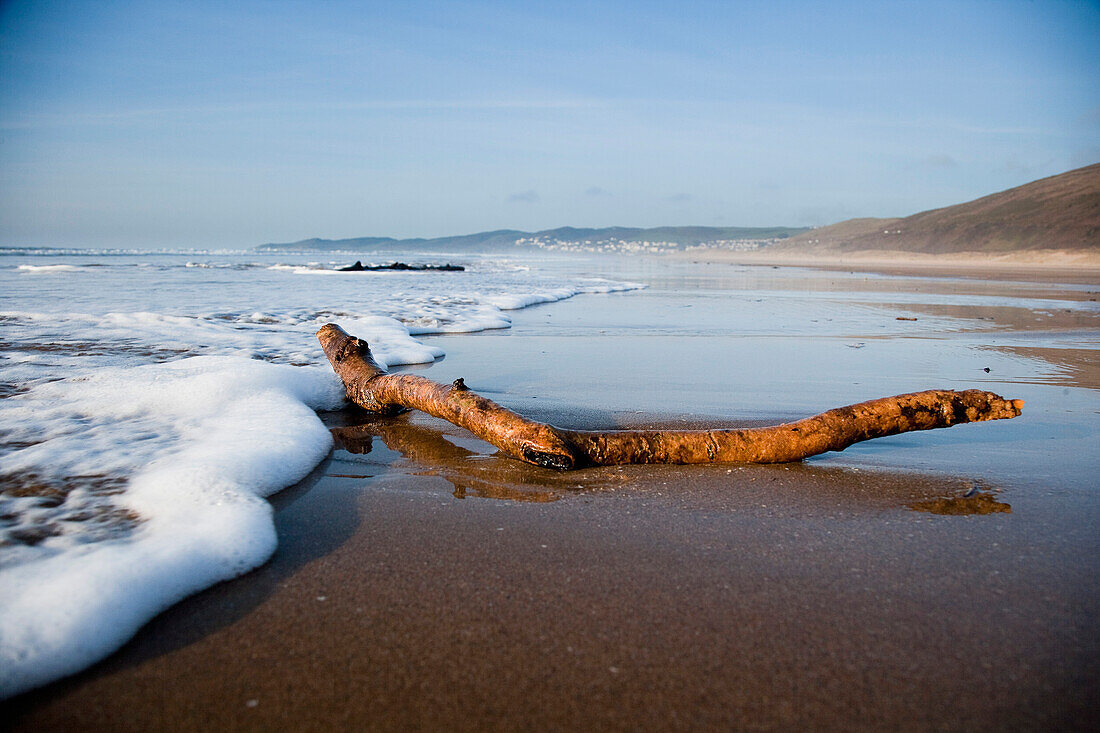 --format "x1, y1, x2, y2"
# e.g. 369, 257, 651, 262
256, 225, 808, 253
258, 164, 1098, 261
